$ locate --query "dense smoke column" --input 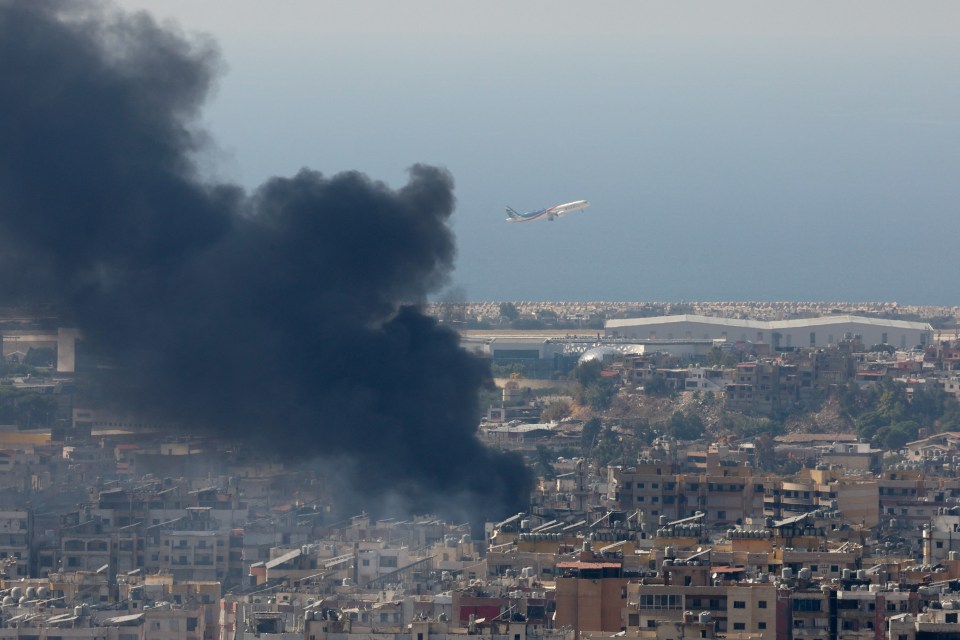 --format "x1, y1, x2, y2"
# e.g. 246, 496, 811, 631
0, 1, 531, 520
